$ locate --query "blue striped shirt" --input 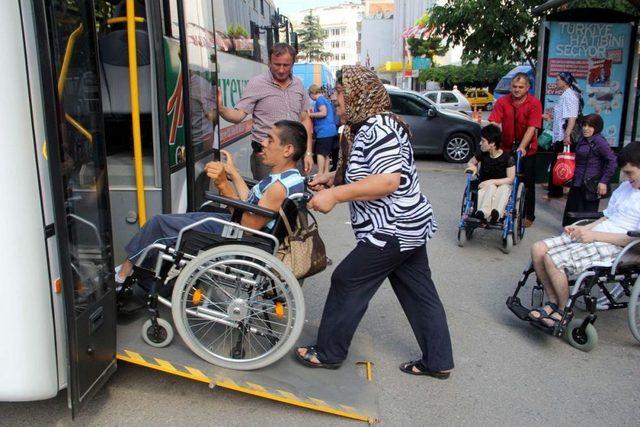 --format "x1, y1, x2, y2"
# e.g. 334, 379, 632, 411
247, 169, 305, 229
